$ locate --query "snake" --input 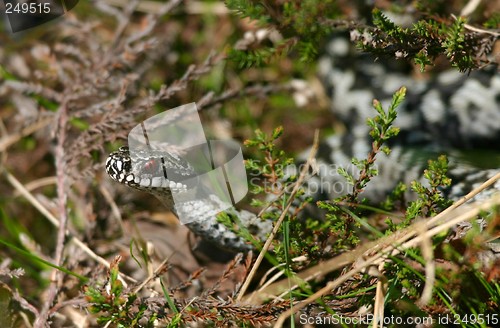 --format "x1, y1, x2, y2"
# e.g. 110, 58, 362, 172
105, 146, 273, 251
106, 36, 500, 252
